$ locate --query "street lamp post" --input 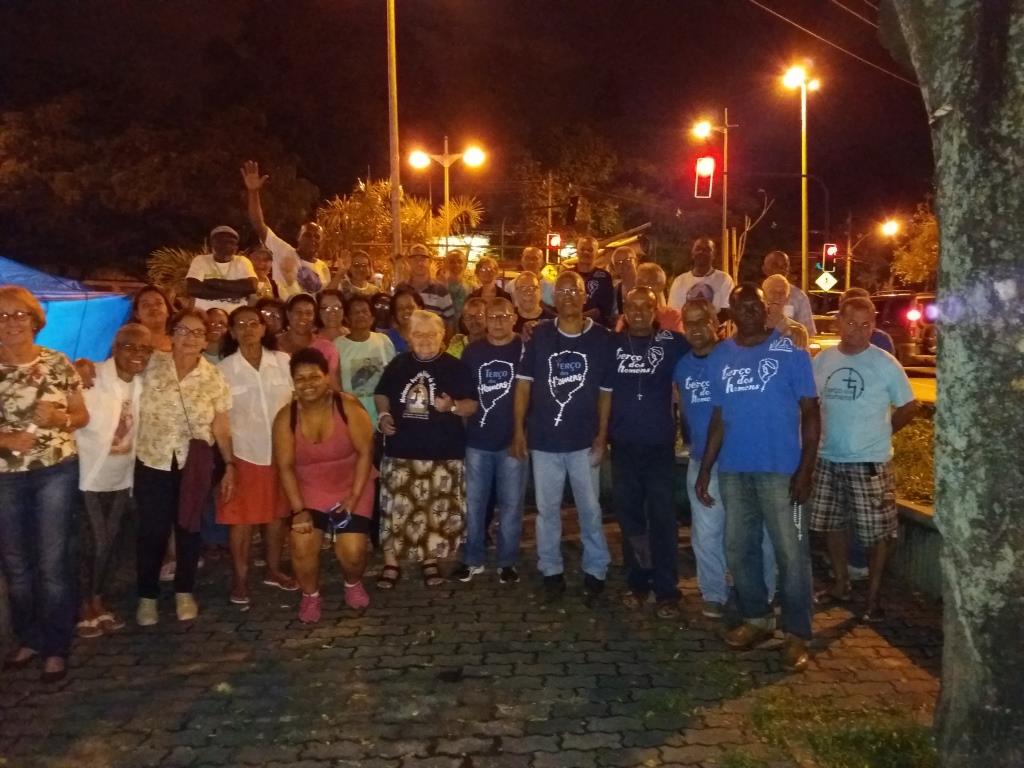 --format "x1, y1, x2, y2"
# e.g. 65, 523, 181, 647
409, 137, 485, 251
845, 216, 902, 290
783, 66, 821, 293
692, 108, 738, 274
